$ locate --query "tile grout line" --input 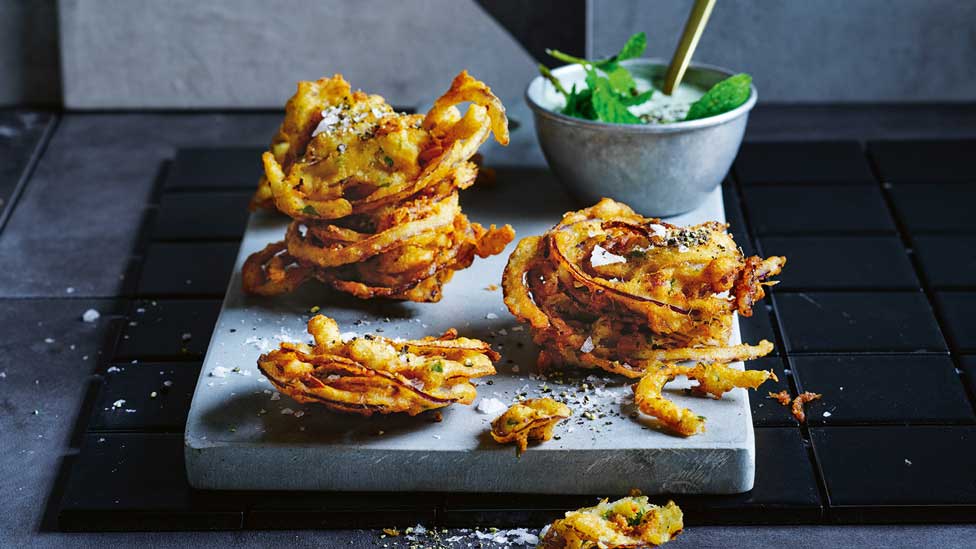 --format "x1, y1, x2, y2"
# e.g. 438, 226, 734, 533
863, 143, 976, 419
0, 113, 60, 235
729, 164, 829, 521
